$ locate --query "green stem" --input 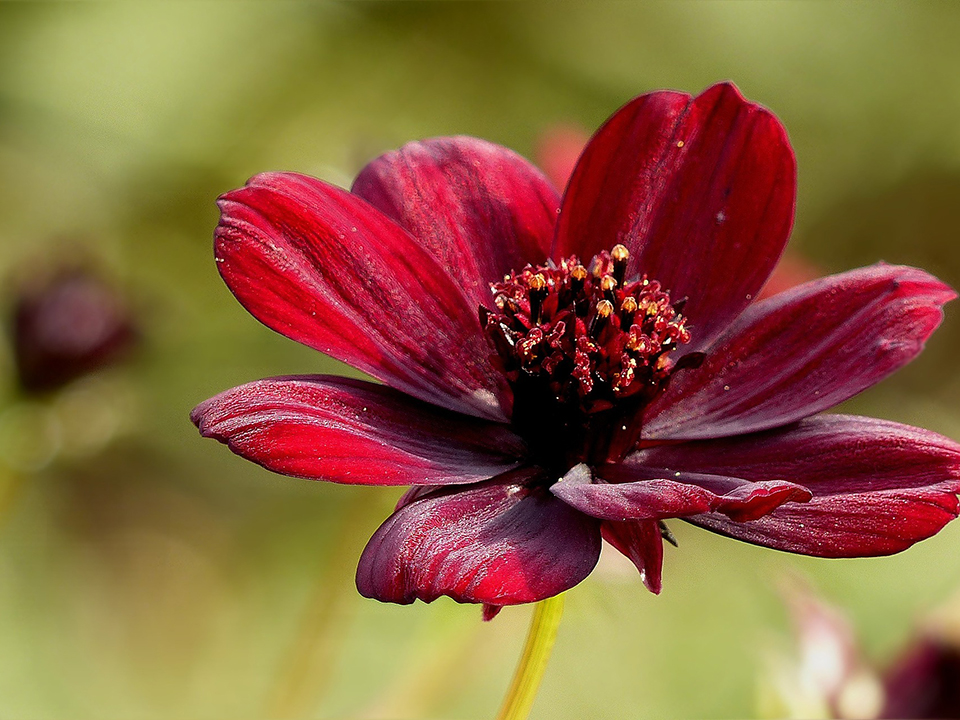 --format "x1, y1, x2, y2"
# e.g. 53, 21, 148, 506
263, 497, 369, 719
0, 469, 26, 533
495, 594, 565, 720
